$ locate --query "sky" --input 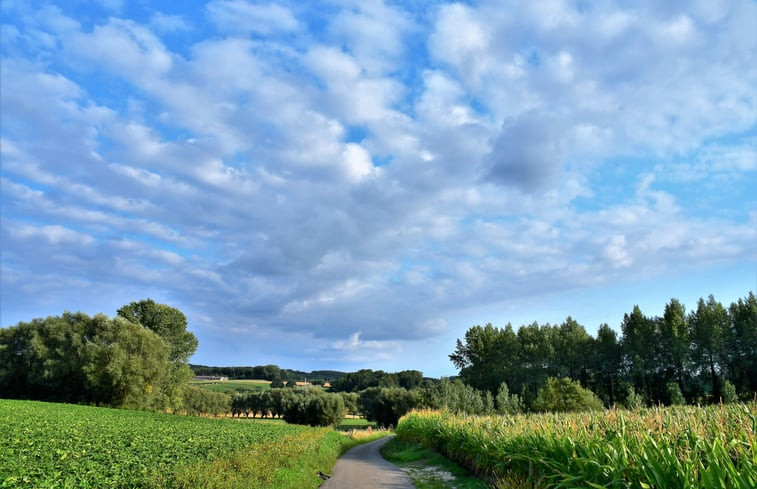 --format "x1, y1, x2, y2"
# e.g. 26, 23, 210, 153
1, 0, 756, 377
